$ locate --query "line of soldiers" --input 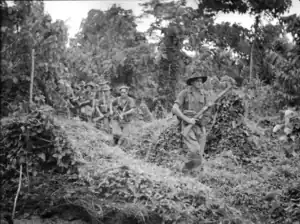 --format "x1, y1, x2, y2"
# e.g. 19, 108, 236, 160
65, 71, 235, 174
68, 80, 136, 146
